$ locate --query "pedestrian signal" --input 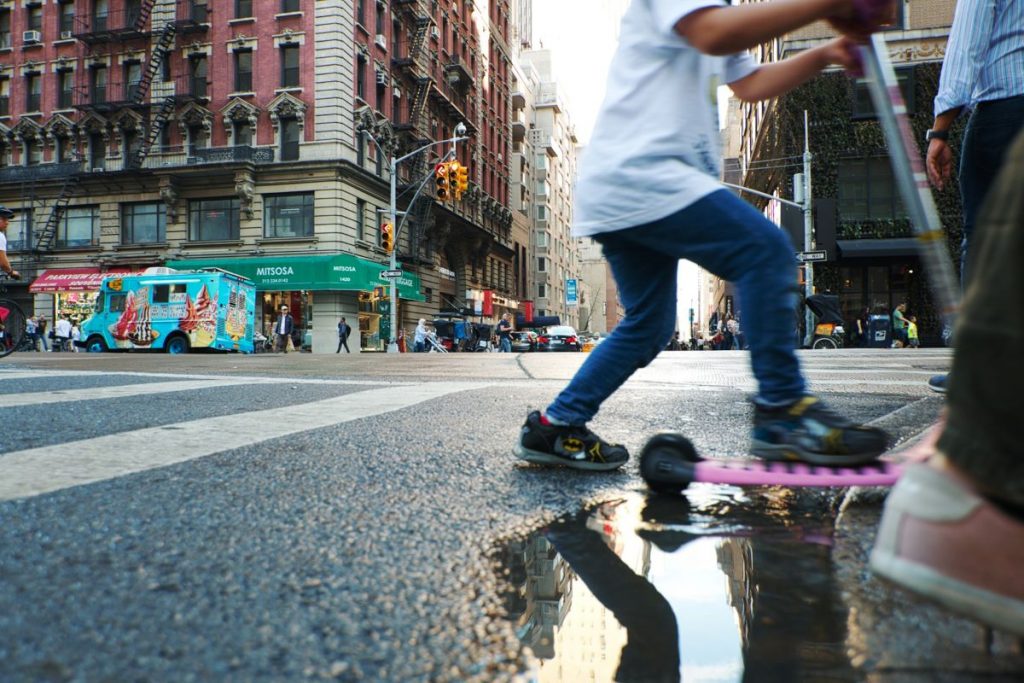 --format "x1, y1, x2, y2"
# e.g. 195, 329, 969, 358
435, 162, 450, 201
381, 222, 394, 252
454, 162, 469, 200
